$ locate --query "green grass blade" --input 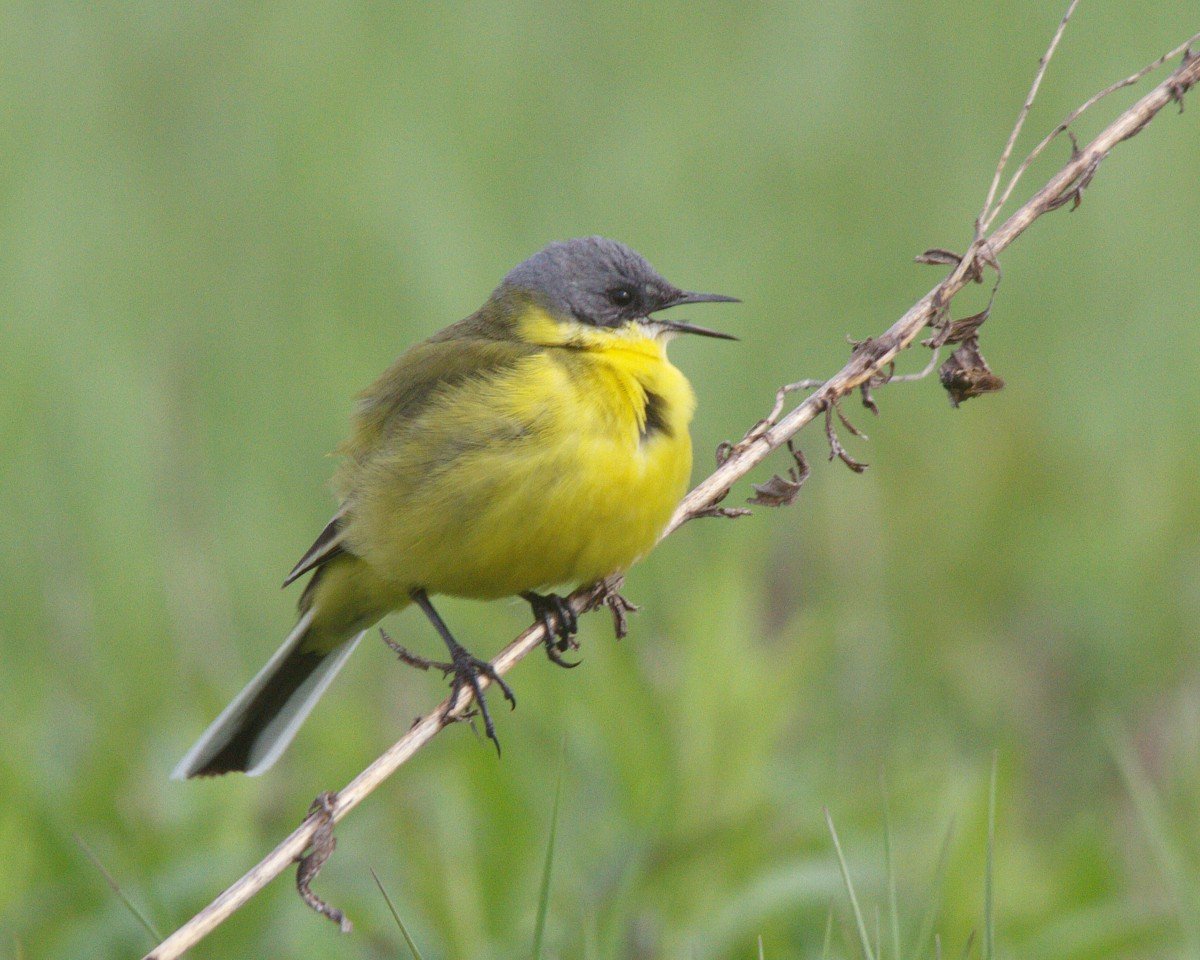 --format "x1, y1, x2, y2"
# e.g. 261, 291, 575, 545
1109, 728, 1200, 953
757, 933, 765, 960
984, 754, 997, 960
825, 807, 877, 960
532, 745, 566, 960
822, 901, 835, 960
371, 867, 425, 960
881, 773, 902, 960
912, 817, 956, 960
74, 834, 161, 944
